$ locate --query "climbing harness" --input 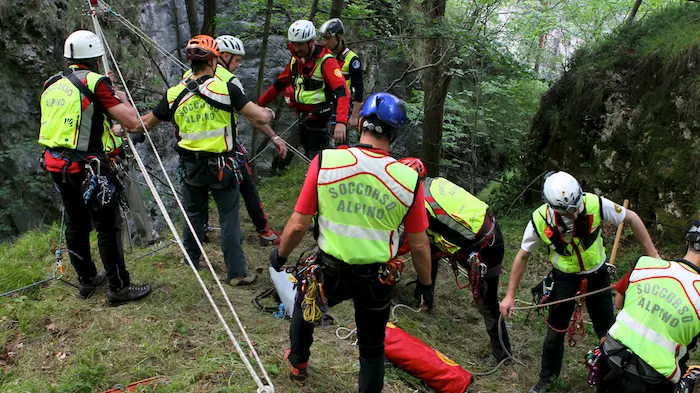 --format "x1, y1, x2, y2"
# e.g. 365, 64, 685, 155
444, 251, 488, 300
378, 257, 405, 285
81, 158, 116, 210
87, 3, 274, 391
539, 278, 587, 347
